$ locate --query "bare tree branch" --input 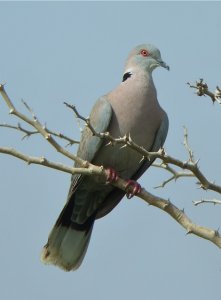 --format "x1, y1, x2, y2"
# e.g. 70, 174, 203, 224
1, 145, 221, 250
1, 84, 221, 251
0, 146, 101, 176
187, 79, 221, 104
139, 190, 221, 249
0, 122, 79, 145
183, 126, 195, 163
0, 84, 84, 166
193, 199, 221, 206
153, 162, 194, 188
153, 127, 196, 188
